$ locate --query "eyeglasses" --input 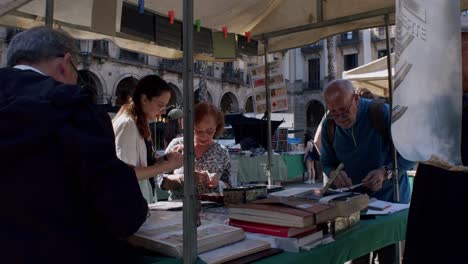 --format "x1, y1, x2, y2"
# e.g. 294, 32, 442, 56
56, 53, 83, 84
327, 92, 356, 120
